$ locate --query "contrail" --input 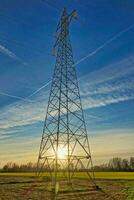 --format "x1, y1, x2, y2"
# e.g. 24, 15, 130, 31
0, 92, 33, 102
0, 43, 29, 67
0, 81, 51, 103
74, 23, 134, 66
0, 44, 20, 61
27, 23, 134, 98
2, 23, 134, 102
27, 80, 52, 98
